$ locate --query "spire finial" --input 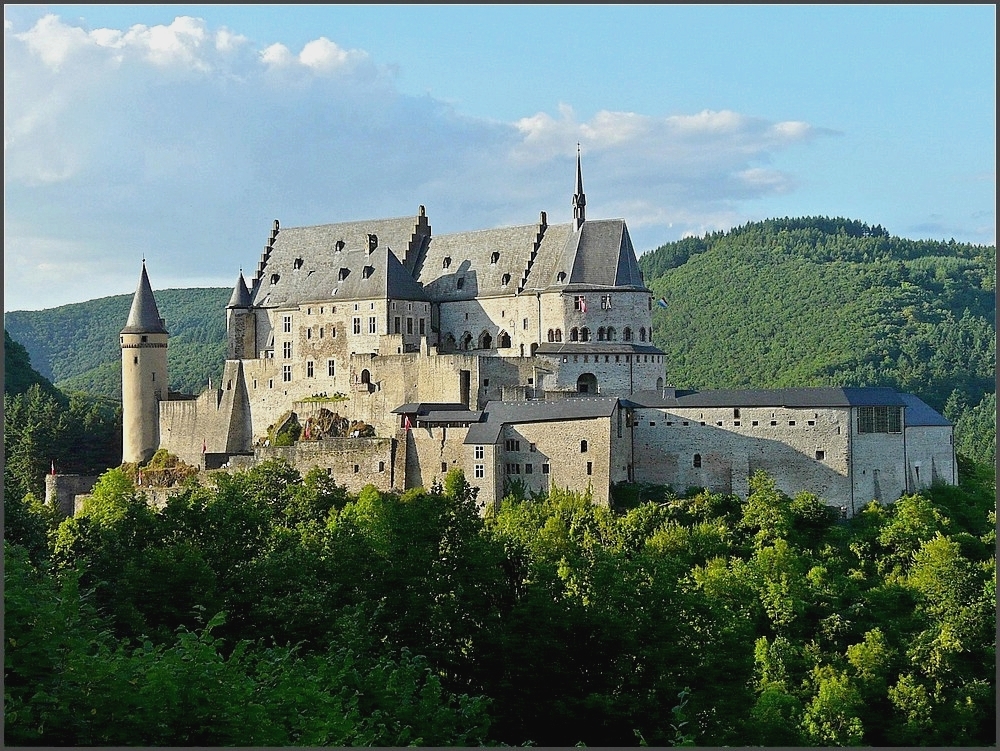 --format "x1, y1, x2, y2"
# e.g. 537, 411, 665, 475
573, 144, 586, 231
